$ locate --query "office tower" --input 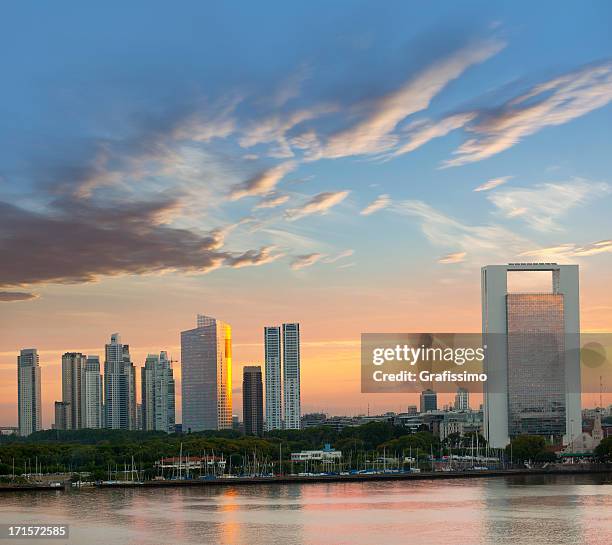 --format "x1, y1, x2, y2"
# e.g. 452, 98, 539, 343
54, 401, 70, 430
481, 263, 581, 448
61, 352, 87, 429
141, 351, 176, 433
243, 366, 264, 435
264, 326, 282, 431
283, 323, 301, 429
104, 333, 137, 430
83, 356, 103, 429
181, 315, 232, 432
455, 387, 469, 411
420, 389, 438, 413
17, 348, 42, 436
